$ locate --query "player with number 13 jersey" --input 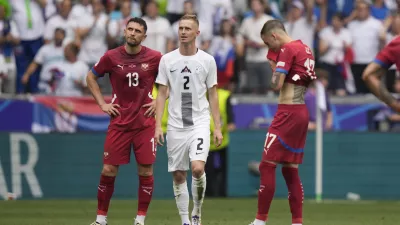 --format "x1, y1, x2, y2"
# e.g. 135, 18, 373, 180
87, 17, 161, 225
